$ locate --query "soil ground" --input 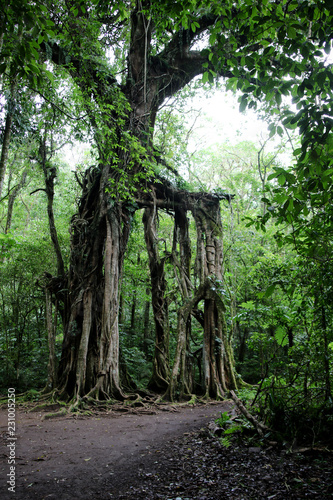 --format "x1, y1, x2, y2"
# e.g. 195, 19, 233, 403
1, 400, 332, 499
0, 401, 231, 499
